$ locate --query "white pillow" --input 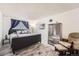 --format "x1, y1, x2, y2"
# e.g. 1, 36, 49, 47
17, 31, 21, 34
22, 31, 25, 34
